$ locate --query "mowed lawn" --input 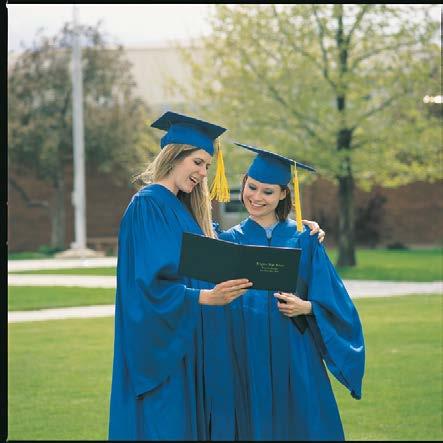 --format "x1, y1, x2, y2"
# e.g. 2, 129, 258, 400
8, 294, 442, 440
331, 248, 442, 281
8, 286, 116, 311
9, 248, 443, 281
